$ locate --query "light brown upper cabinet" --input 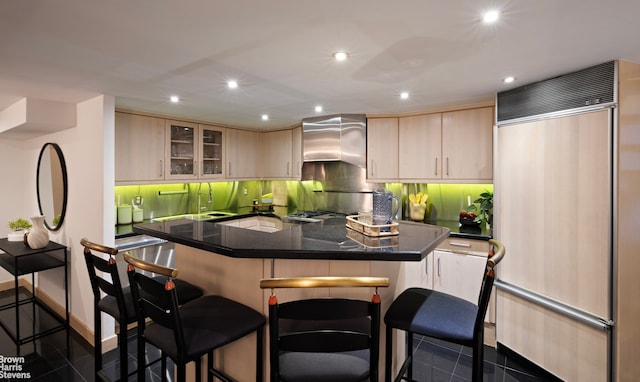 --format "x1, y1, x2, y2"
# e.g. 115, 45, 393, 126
441, 107, 494, 180
367, 117, 399, 181
399, 113, 442, 179
115, 112, 166, 183
226, 128, 259, 179
165, 120, 226, 180
397, 107, 494, 182
261, 129, 293, 179
291, 126, 302, 179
